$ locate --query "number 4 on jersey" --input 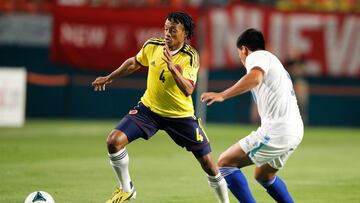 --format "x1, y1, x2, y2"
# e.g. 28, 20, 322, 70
159, 69, 165, 83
